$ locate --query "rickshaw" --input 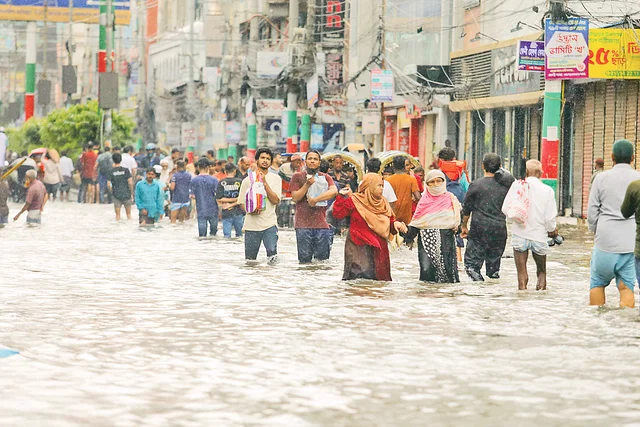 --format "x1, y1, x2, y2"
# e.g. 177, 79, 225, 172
374, 150, 421, 174
321, 151, 365, 182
